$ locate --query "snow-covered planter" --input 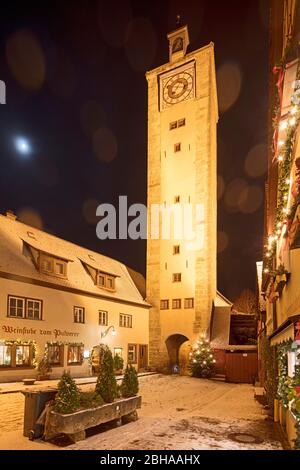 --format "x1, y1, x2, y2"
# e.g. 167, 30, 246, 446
44, 395, 142, 442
